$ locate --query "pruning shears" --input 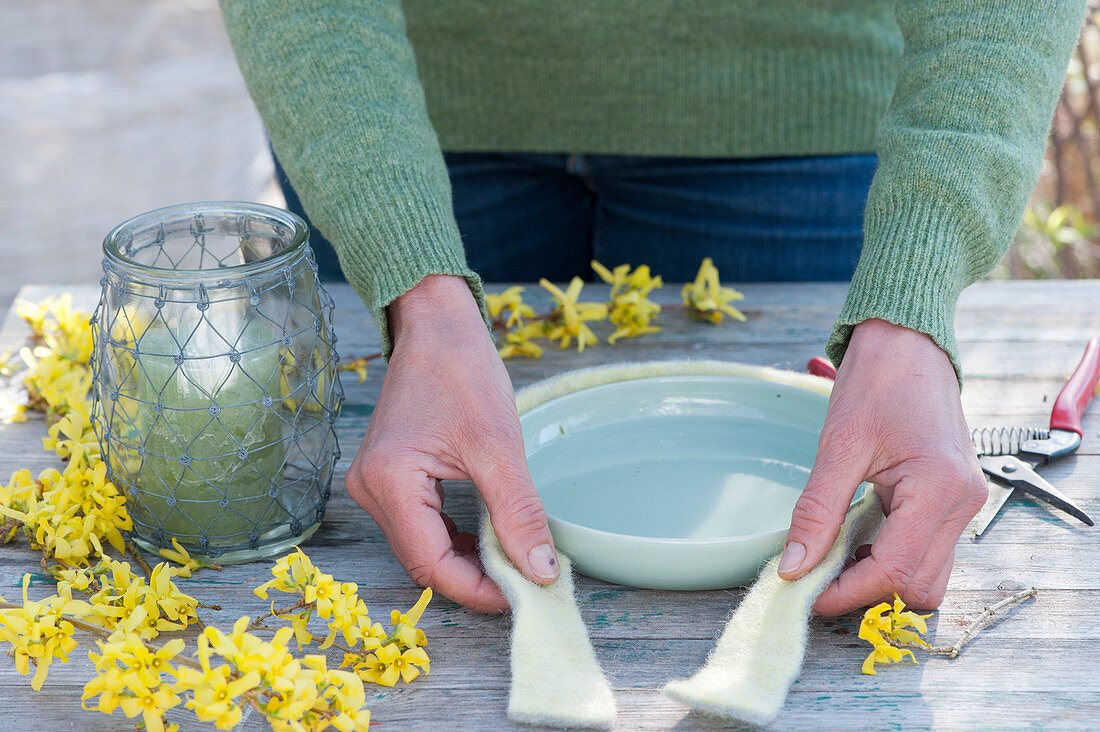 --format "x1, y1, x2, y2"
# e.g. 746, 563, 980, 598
970, 338, 1099, 536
